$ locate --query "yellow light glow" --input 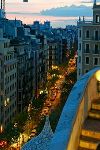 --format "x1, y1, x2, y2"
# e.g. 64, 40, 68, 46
95, 70, 100, 81
40, 90, 43, 94
0, 125, 3, 133
4, 100, 7, 106
52, 65, 58, 70
7, 98, 10, 103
